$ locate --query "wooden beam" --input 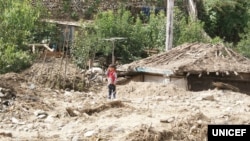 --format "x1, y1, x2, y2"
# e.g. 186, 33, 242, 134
212, 82, 239, 92
28, 44, 54, 52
